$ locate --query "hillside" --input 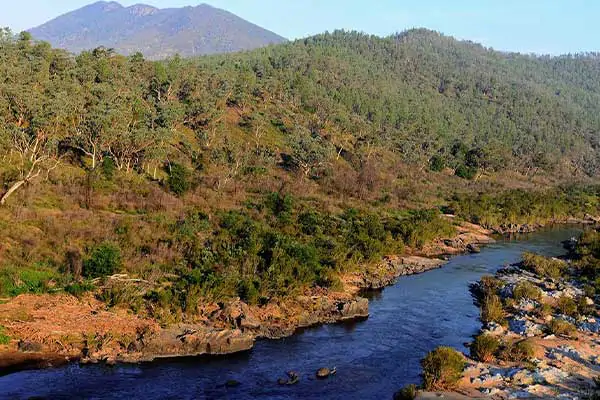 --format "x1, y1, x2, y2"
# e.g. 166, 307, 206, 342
27, 1, 286, 59
0, 28, 600, 323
